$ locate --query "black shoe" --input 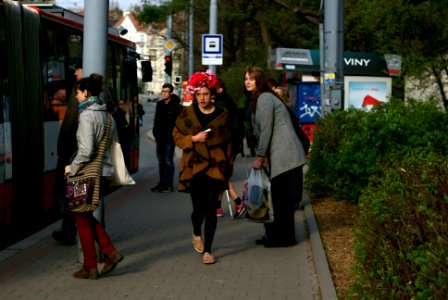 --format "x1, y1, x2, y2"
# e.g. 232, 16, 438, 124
151, 185, 162, 192
159, 186, 173, 193
52, 231, 76, 245
234, 203, 246, 218
263, 239, 297, 248
255, 236, 268, 245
